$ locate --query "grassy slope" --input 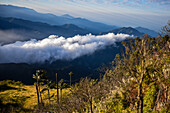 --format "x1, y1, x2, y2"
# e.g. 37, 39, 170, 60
0, 80, 69, 111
